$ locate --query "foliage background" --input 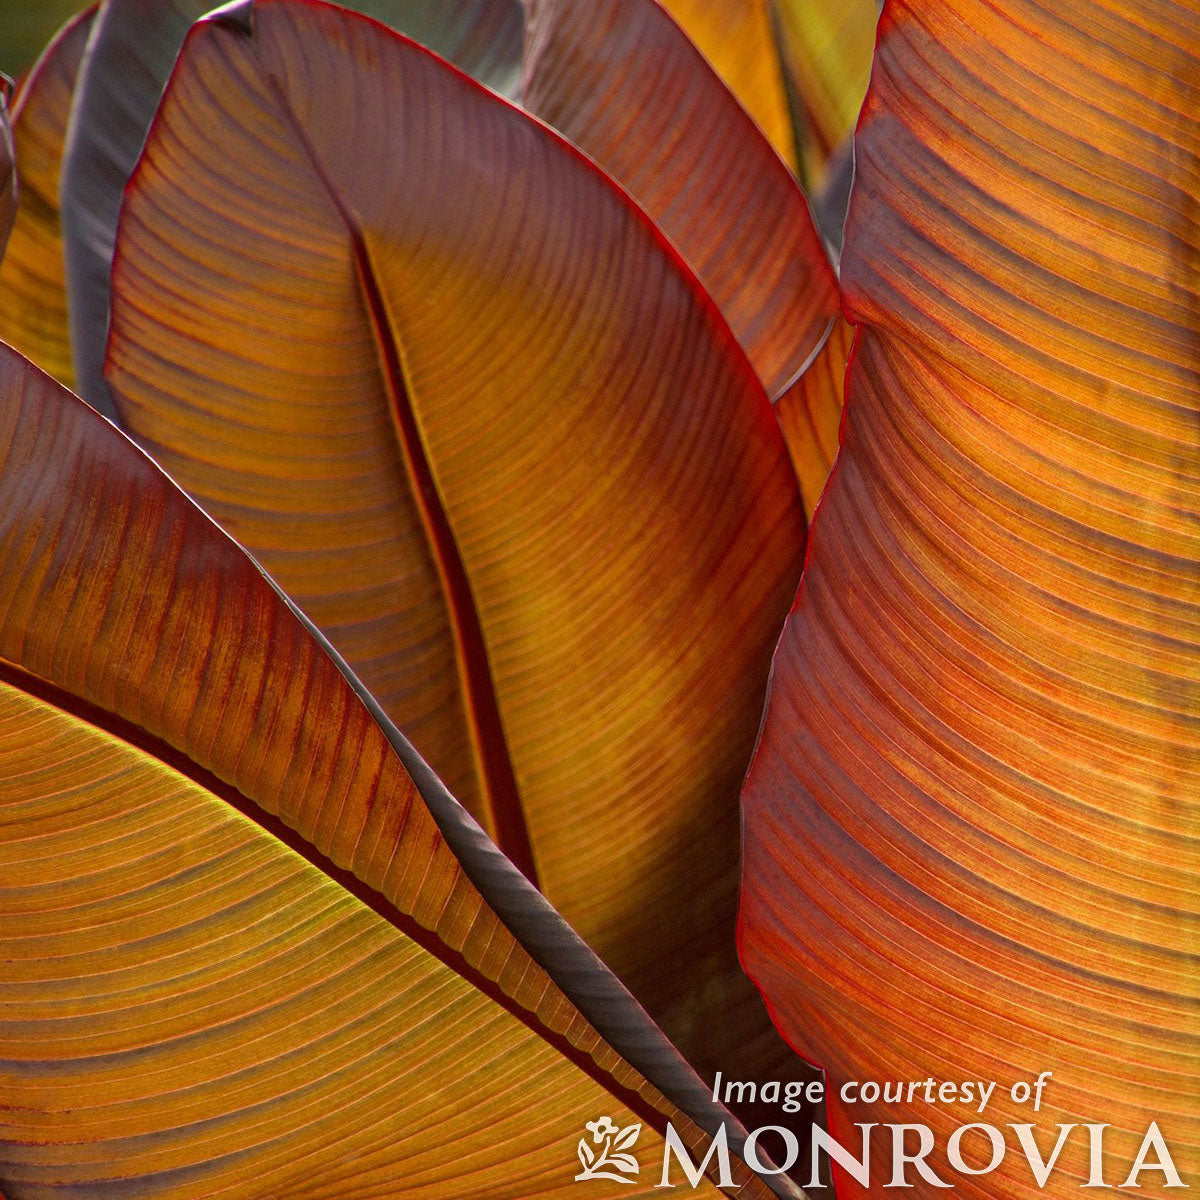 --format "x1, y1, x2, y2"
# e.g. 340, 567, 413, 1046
0, 2, 81, 78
